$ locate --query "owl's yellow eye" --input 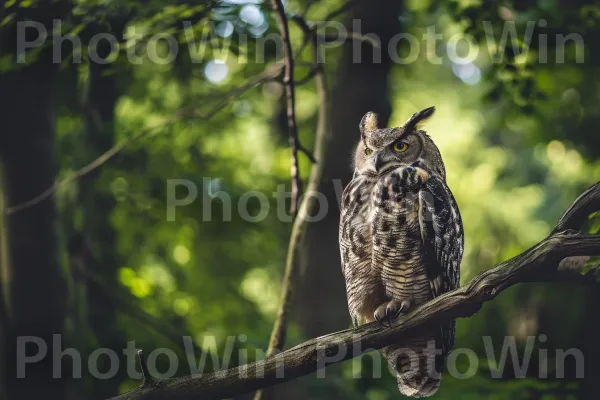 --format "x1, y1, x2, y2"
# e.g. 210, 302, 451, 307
365, 148, 373, 155
393, 142, 409, 152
